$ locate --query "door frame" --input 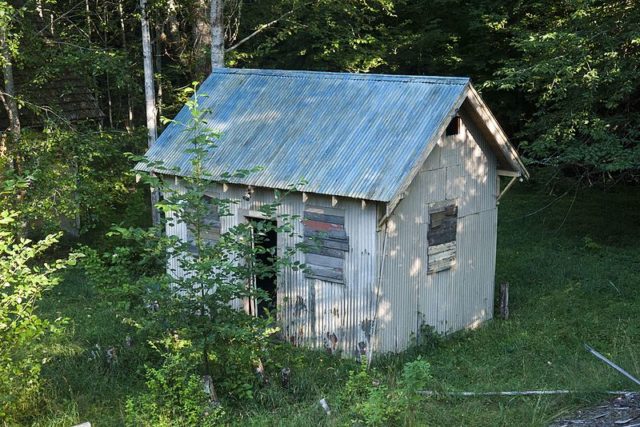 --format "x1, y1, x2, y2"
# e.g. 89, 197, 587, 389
238, 209, 278, 317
